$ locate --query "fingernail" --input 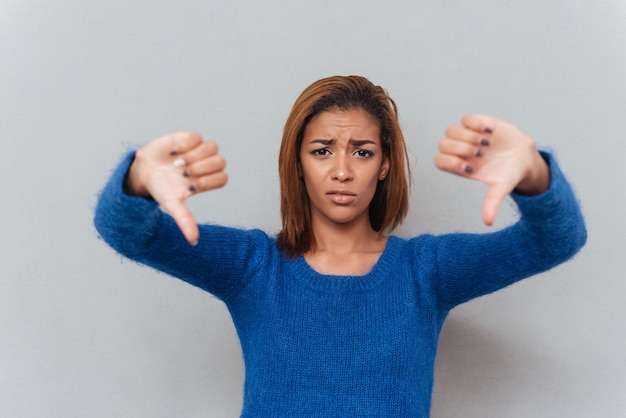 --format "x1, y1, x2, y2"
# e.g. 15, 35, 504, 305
188, 184, 197, 192
183, 170, 190, 177
170, 150, 178, 156
479, 138, 490, 146
475, 148, 484, 157
484, 127, 493, 134
190, 240, 198, 246
463, 164, 473, 174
